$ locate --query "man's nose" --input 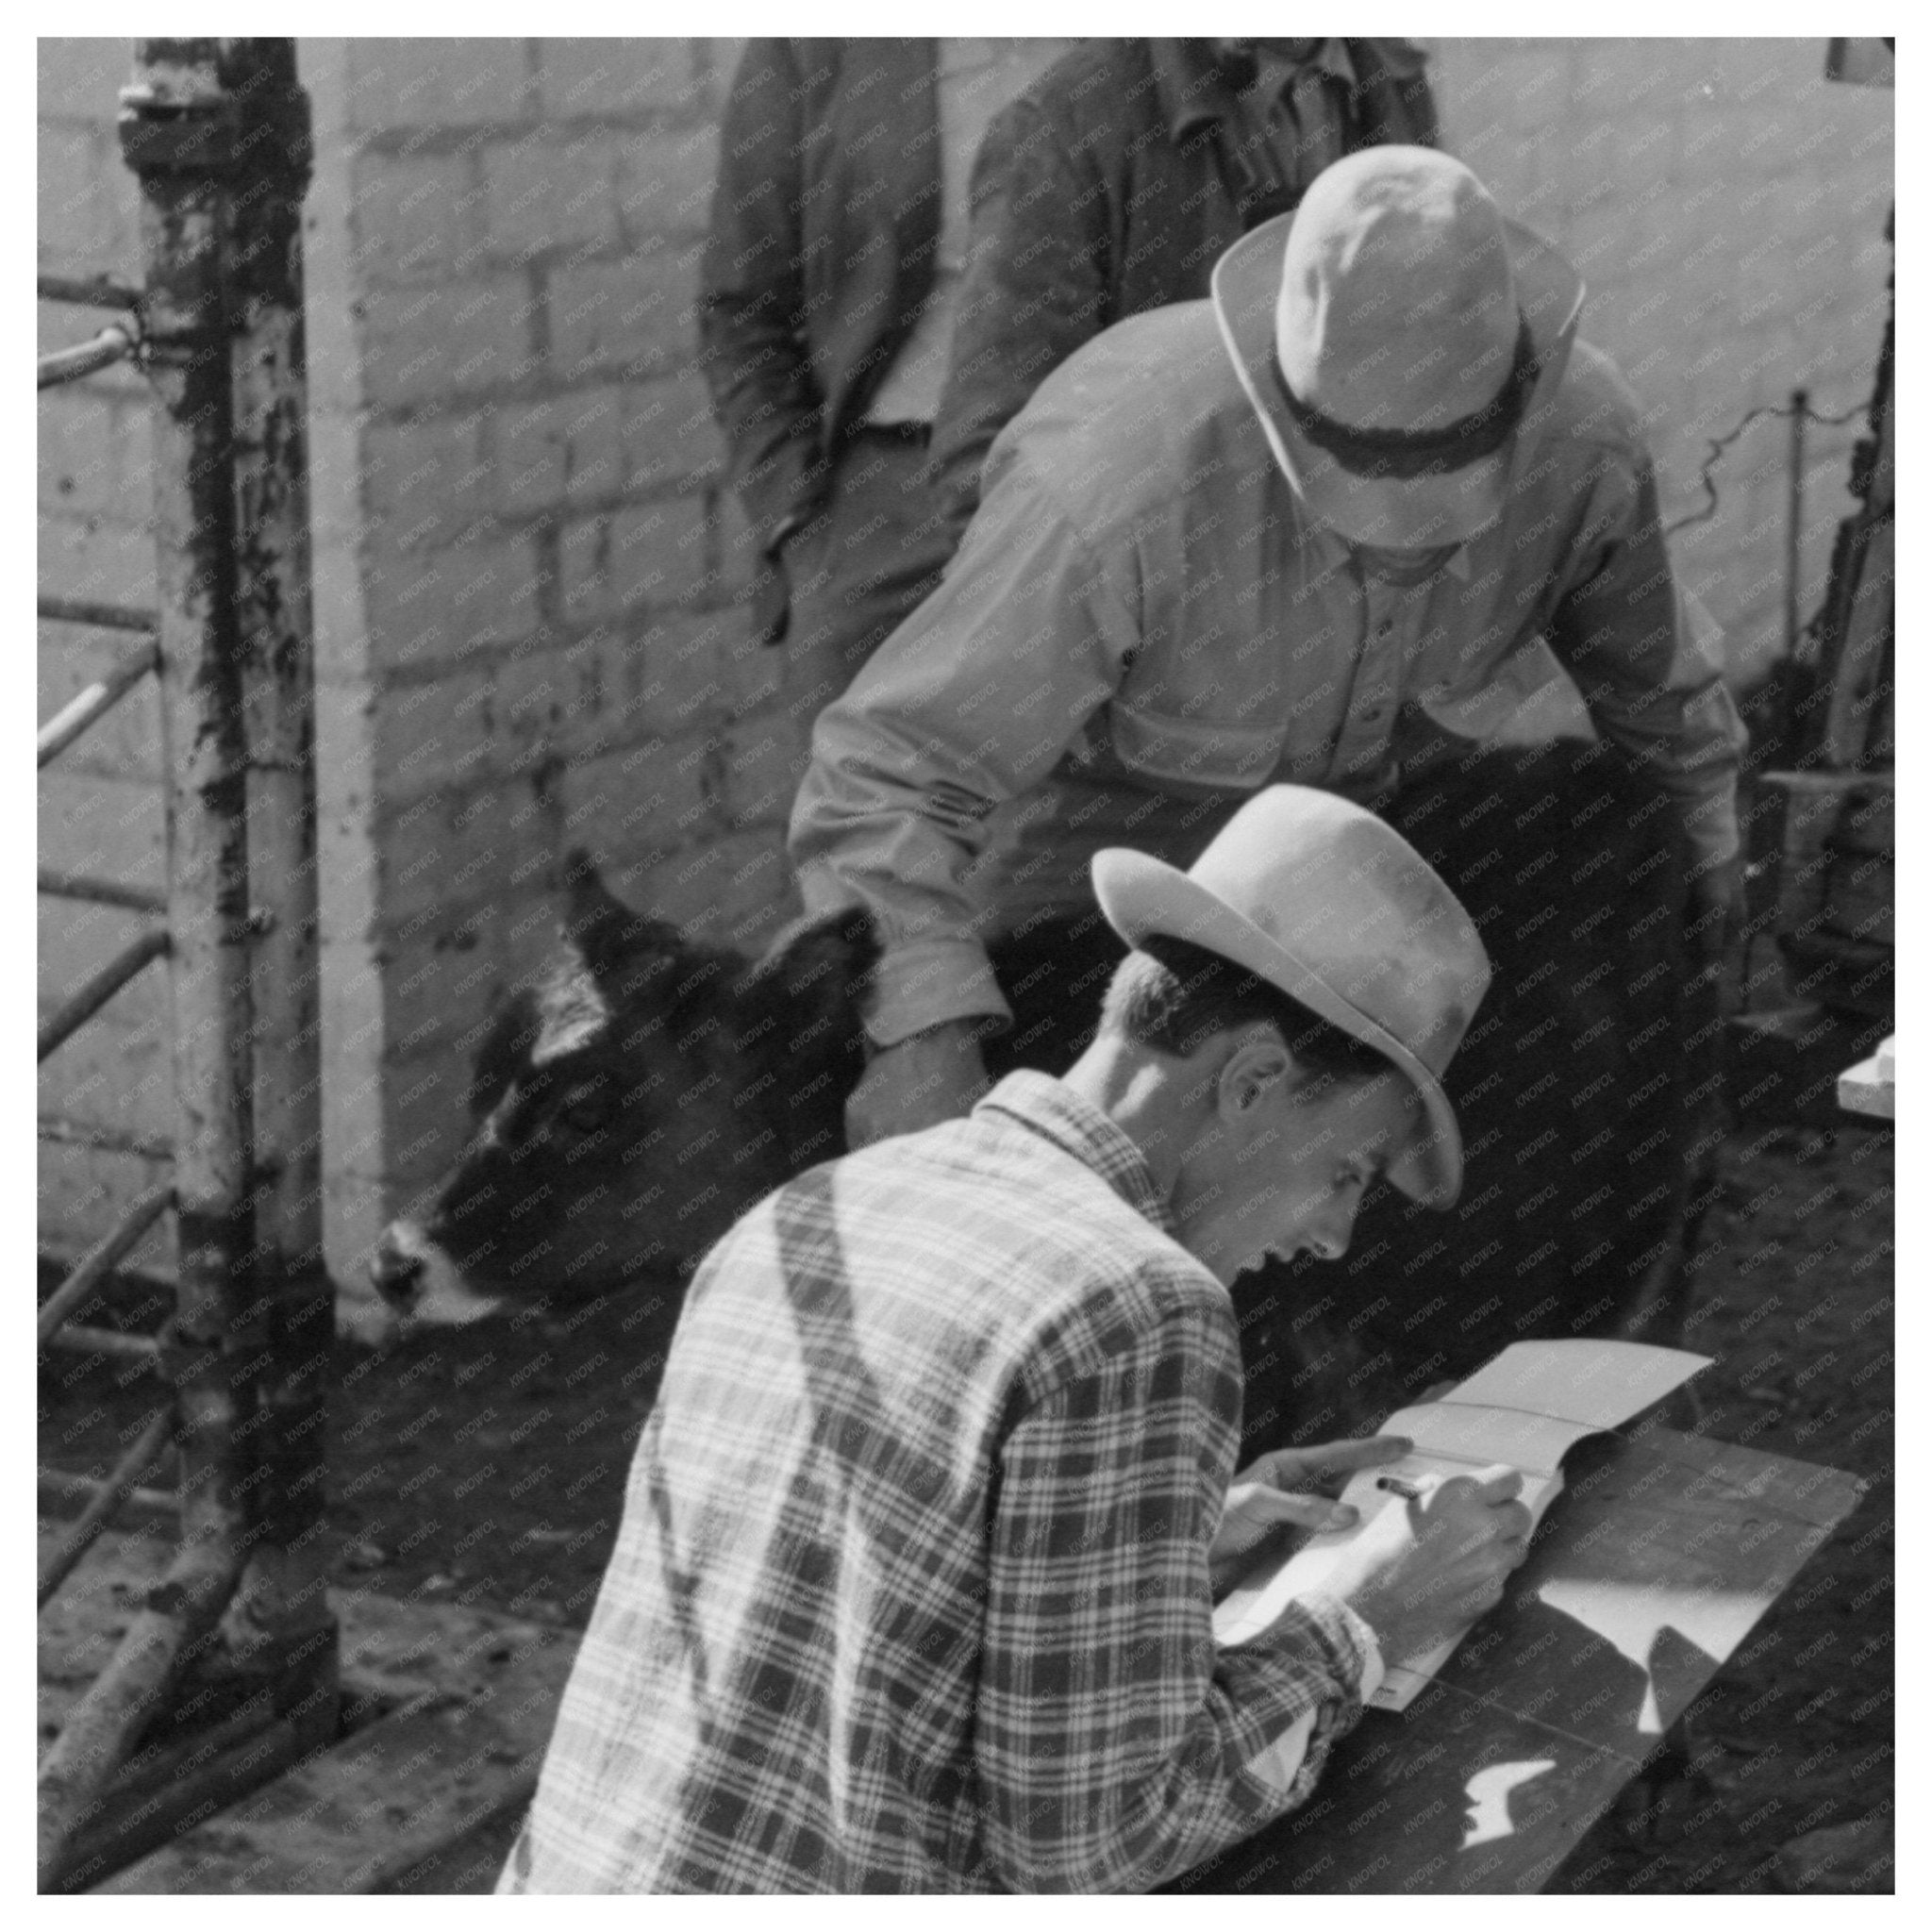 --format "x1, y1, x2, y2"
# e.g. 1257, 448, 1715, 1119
1304, 1191, 1362, 1261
